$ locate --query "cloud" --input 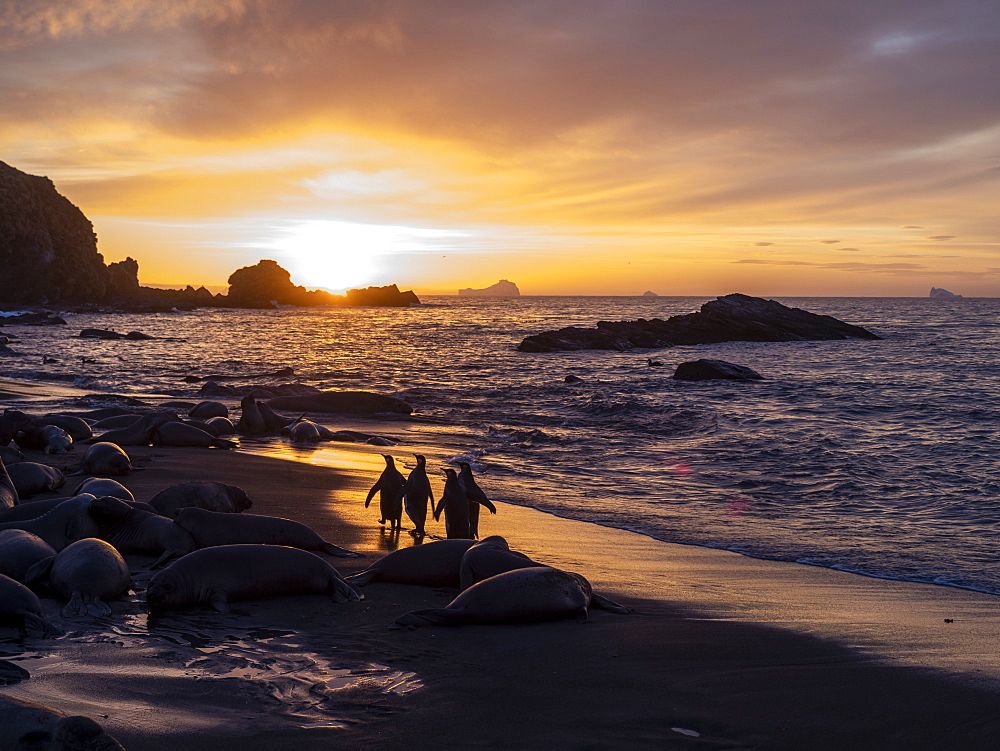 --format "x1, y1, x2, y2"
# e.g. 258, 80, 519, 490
927, 235, 956, 240
752, 241, 774, 246
838, 247, 861, 251
818, 239, 840, 244
901, 225, 925, 229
